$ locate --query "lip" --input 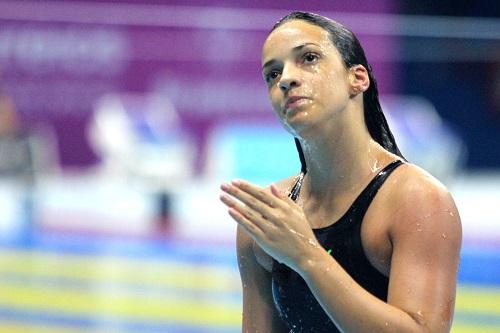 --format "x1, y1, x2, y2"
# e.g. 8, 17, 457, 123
284, 96, 310, 112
